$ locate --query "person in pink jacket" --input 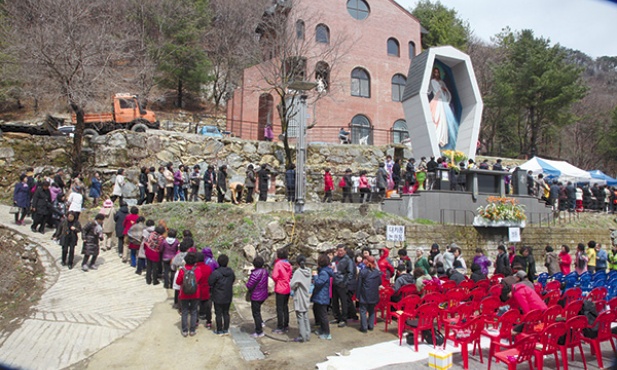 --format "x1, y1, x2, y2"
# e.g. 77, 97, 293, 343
500, 282, 547, 335
271, 248, 292, 334
323, 168, 334, 203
